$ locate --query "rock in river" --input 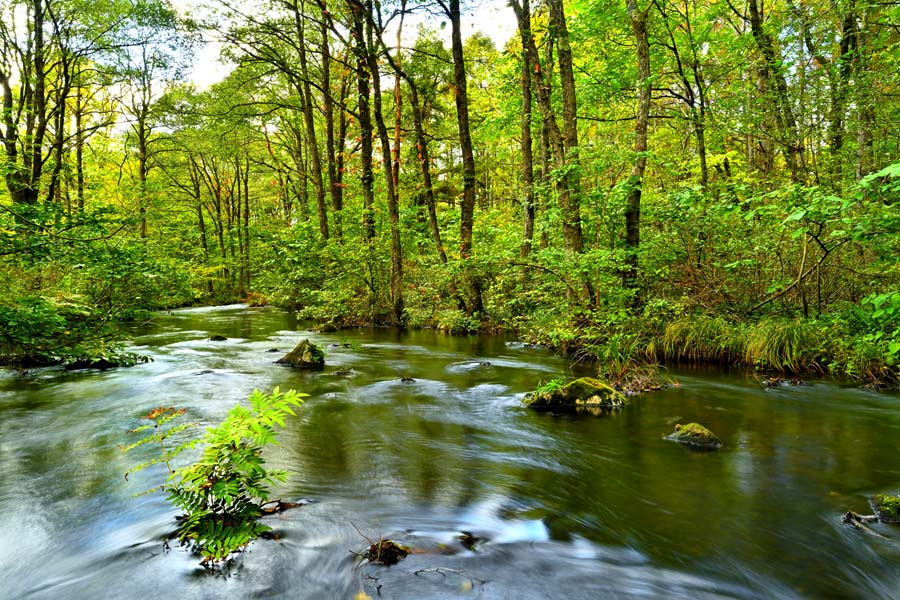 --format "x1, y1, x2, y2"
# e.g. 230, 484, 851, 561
523, 377, 627, 412
869, 494, 900, 524
664, 422, 723, 450
275, 339, 325, 369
